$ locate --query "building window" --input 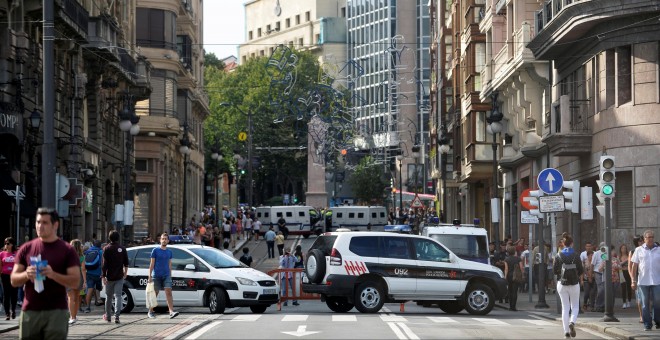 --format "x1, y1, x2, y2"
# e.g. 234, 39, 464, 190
276, 22, 281, 31
267, 24, 271, 32
296, 14, 300, 25
135, 159, 148, 172
248, 31, 253, 40
617, 45, 632, 105
298, 37, 303, 46
258, 28, 262, 37
136, 8, 176, 50
305, 11, 310, 22
286, 18, 290, 28
341, 7, 346, 17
